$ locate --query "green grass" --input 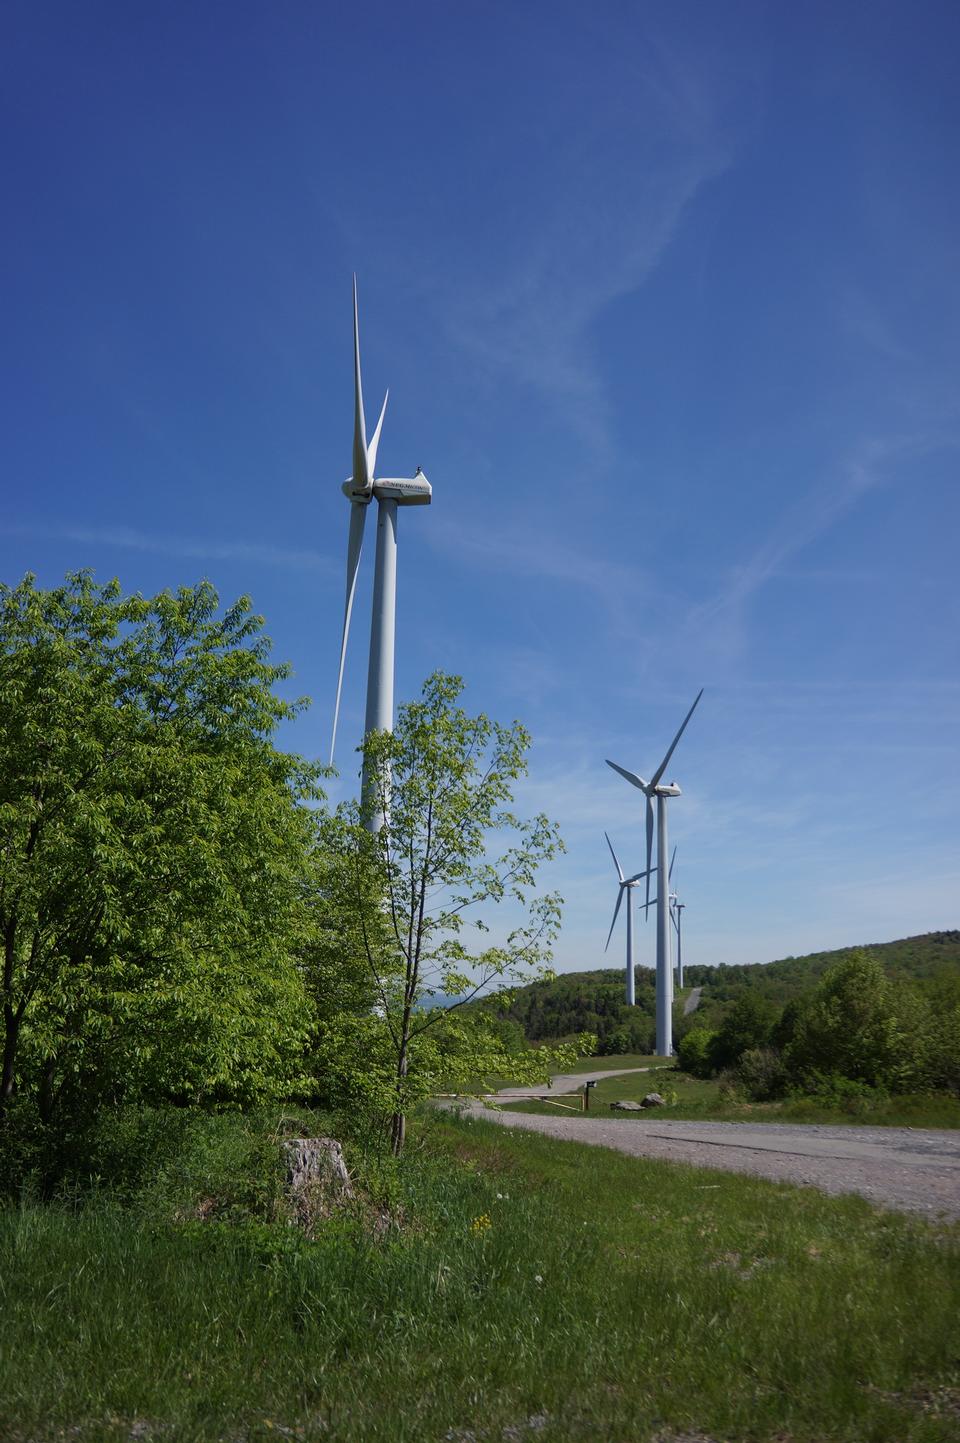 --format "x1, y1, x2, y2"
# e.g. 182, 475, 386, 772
1, 1111, 959, 1442
500, 1059, 960, 1128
